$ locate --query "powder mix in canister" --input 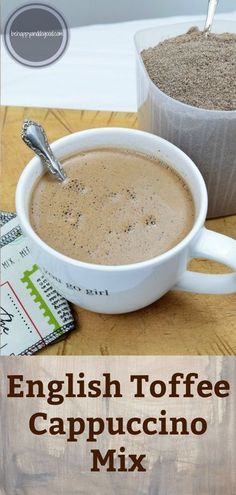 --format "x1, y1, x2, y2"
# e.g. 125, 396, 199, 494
141, 27, 236, 111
